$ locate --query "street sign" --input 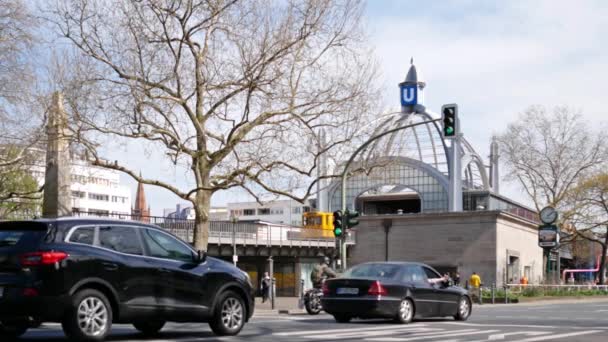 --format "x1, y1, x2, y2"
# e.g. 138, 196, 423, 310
538, 224, 559, 248
400, 84, 417, 106
232, 255, 239, 263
